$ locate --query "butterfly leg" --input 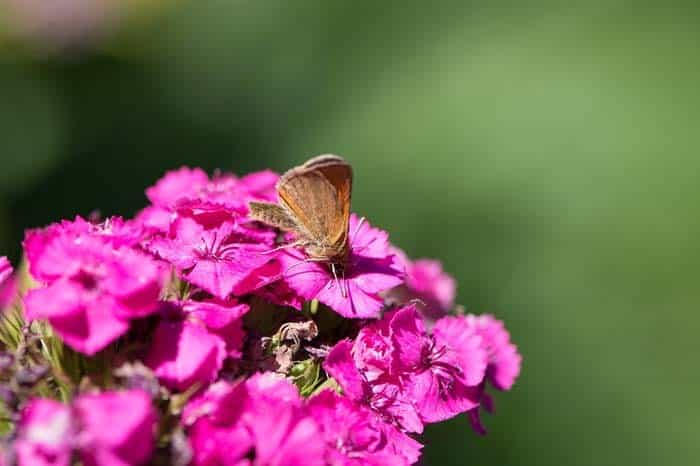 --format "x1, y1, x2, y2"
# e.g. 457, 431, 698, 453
259, 240, 304, 255
341, 268, 349, 298
282, 256, 327, 279
330, 262, 347, 298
